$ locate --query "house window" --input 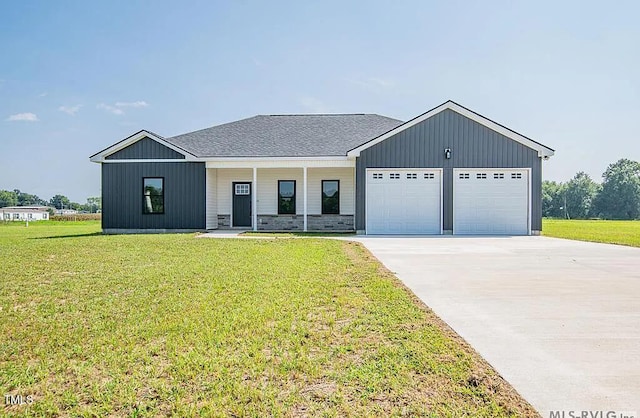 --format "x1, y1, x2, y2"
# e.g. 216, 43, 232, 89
28, 213, 33, 220
13, 213, 19, 220
494, 173, 505, 179
372, 173, 383, 179
322, 180, 339, 215
278, 180, 296, 214
476, 173, 487, 179
511, 173, 523, 179
43, 213, 48, 219
406, 173, 417, 179
235, 183, 250, 195
143, 177, 164, 214
459, 173, 470, 179
424, 173, 435, 179
389, 173, 400, 179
